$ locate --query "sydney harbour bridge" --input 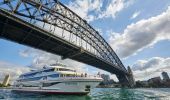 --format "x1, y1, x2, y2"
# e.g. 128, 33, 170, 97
0, 0, 135, 87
